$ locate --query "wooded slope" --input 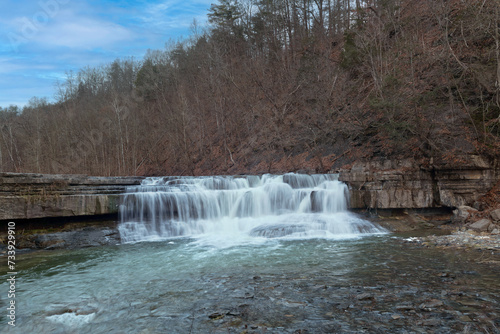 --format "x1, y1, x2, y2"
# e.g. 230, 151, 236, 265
1, 0, 499, 176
